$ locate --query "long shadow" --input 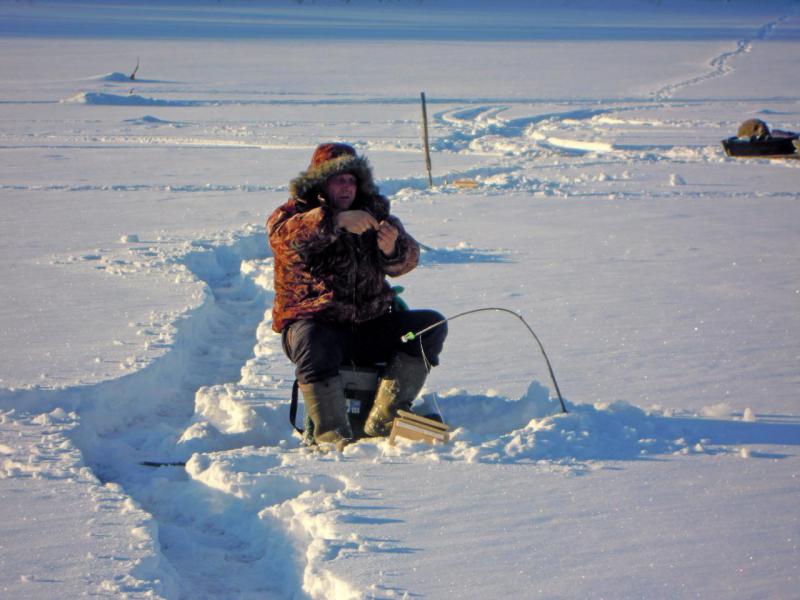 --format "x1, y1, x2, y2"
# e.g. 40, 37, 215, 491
653, 415, 800, 450
419, 243, 510, 266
